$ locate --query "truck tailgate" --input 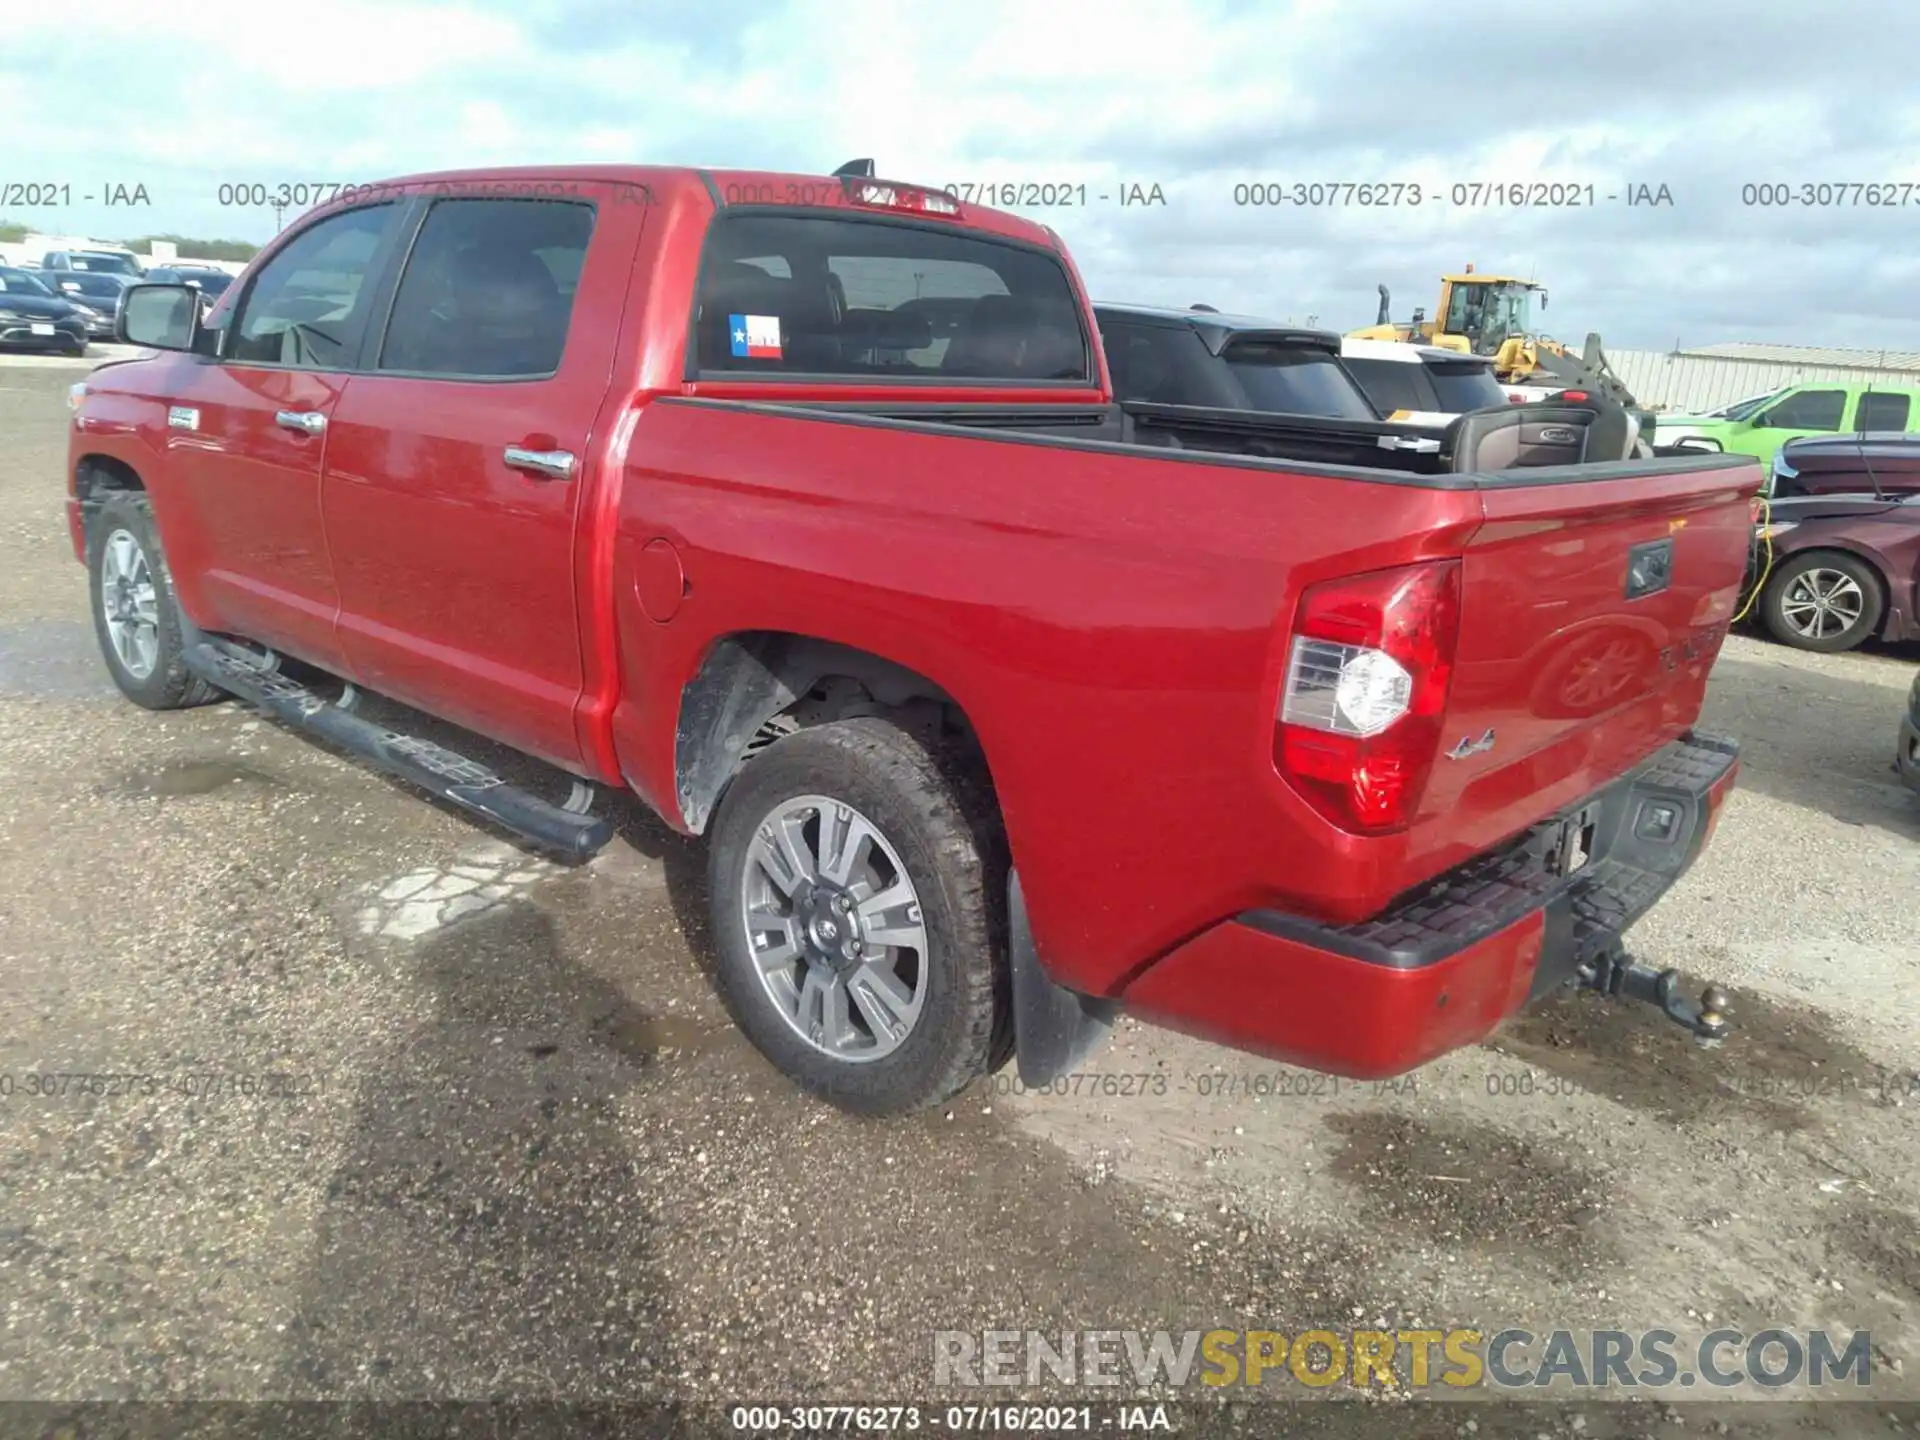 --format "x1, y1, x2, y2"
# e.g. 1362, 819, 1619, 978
1415, 458, 1761, 869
